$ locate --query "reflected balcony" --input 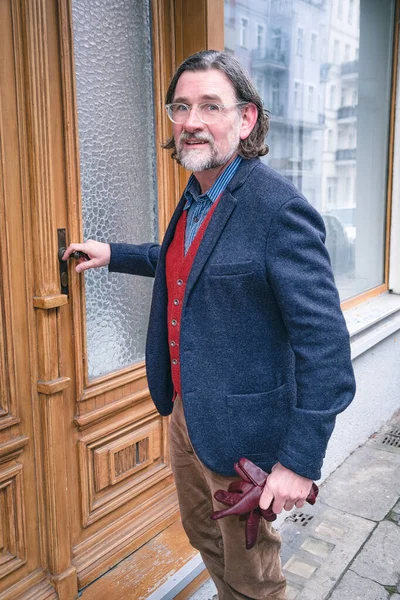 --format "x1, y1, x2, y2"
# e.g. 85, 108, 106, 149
269, 157, 315, 172
251, 47, 288, 70
338, 105, 358, 120
341, 60, 359, 78
300, 0, 327, 7
336, 148, 356, 163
